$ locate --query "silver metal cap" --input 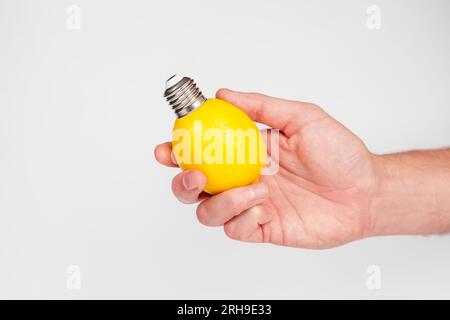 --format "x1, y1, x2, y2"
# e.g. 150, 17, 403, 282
164, 75, 207, 118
